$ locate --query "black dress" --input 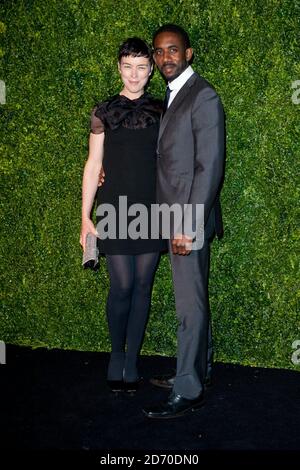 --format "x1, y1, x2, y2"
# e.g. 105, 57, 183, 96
90, 93, 167, 255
